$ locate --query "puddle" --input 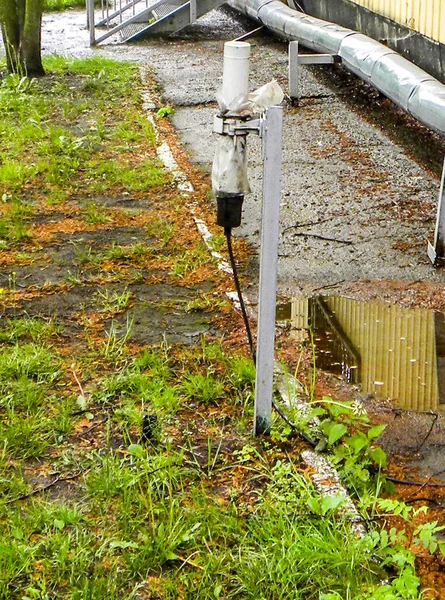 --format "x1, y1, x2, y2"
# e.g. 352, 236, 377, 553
277, 296, 445, 413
